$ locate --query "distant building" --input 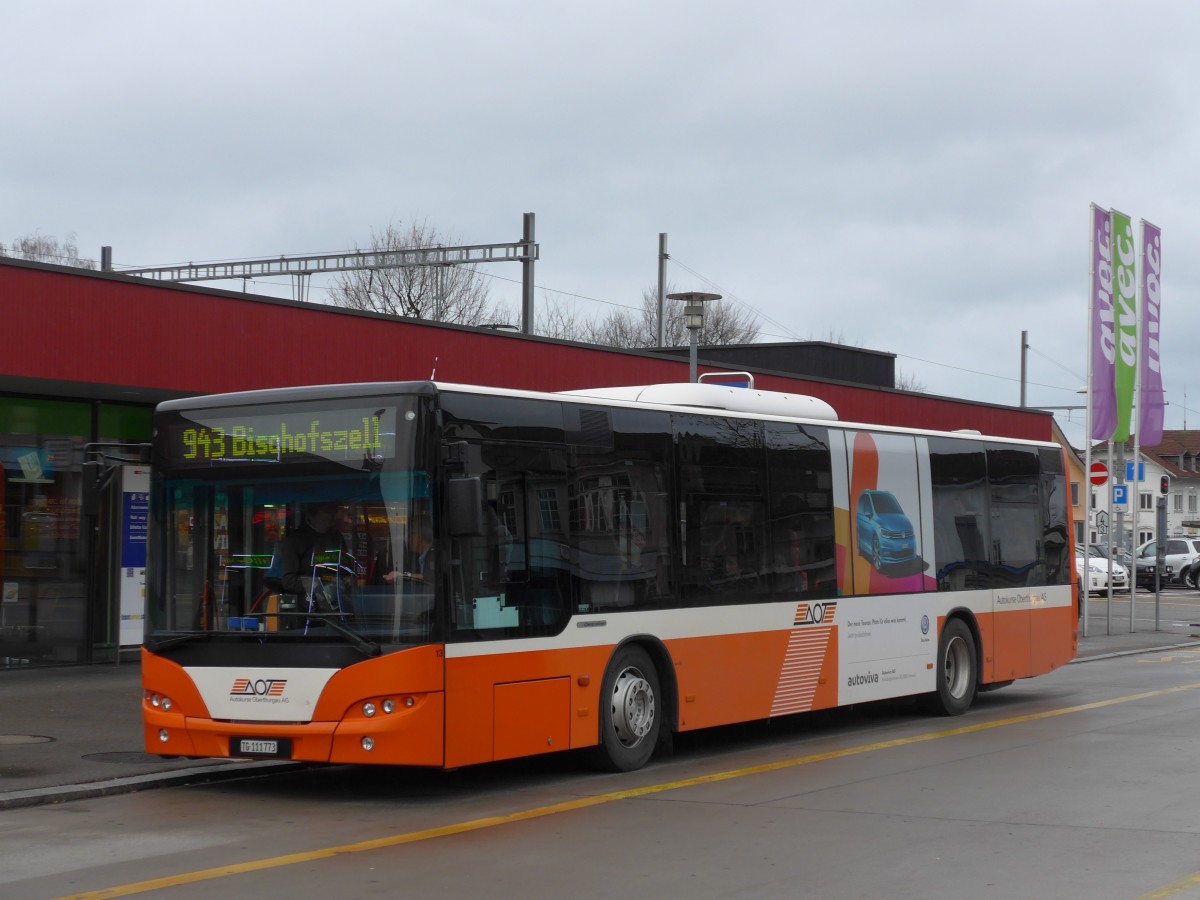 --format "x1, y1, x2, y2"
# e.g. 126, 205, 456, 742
1086, 432, 1200, 549
653, 341, 896, 389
